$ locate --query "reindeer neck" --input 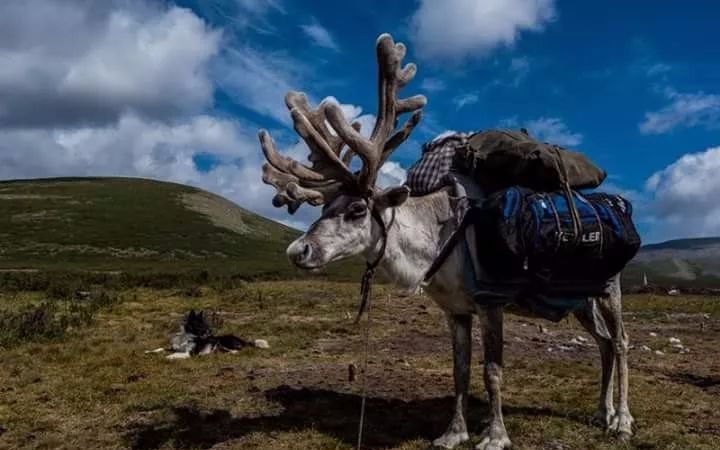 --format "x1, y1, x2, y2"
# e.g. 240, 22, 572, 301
364, 190, 455, 290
